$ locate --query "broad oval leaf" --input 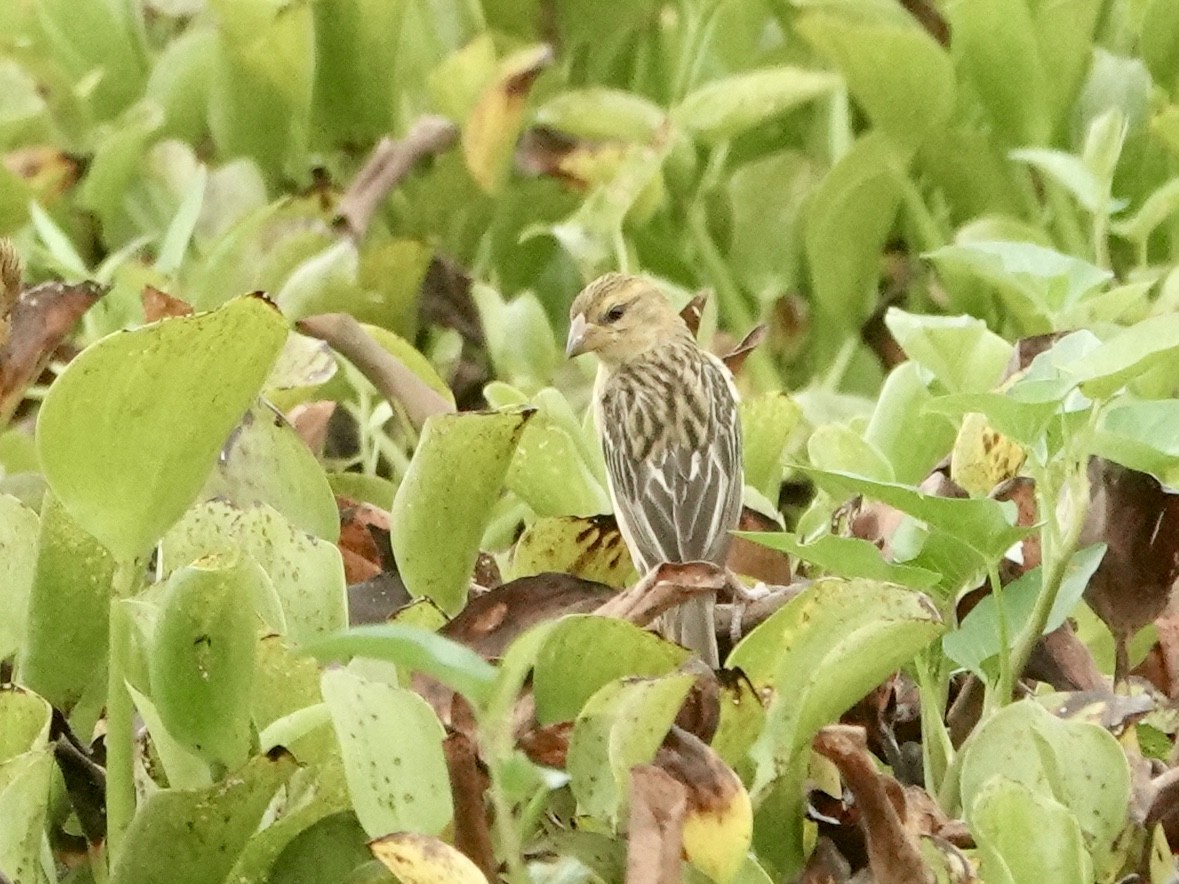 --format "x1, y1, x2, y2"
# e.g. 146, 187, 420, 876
370, 833, 488, 884
391, 409, 532, 615
674, 67, 840, 143
321, 668, 453, 838
149, 555, 259, 770
883, 308, 1012, 395
0, 494, 39, 661
36, 294, 287, 560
